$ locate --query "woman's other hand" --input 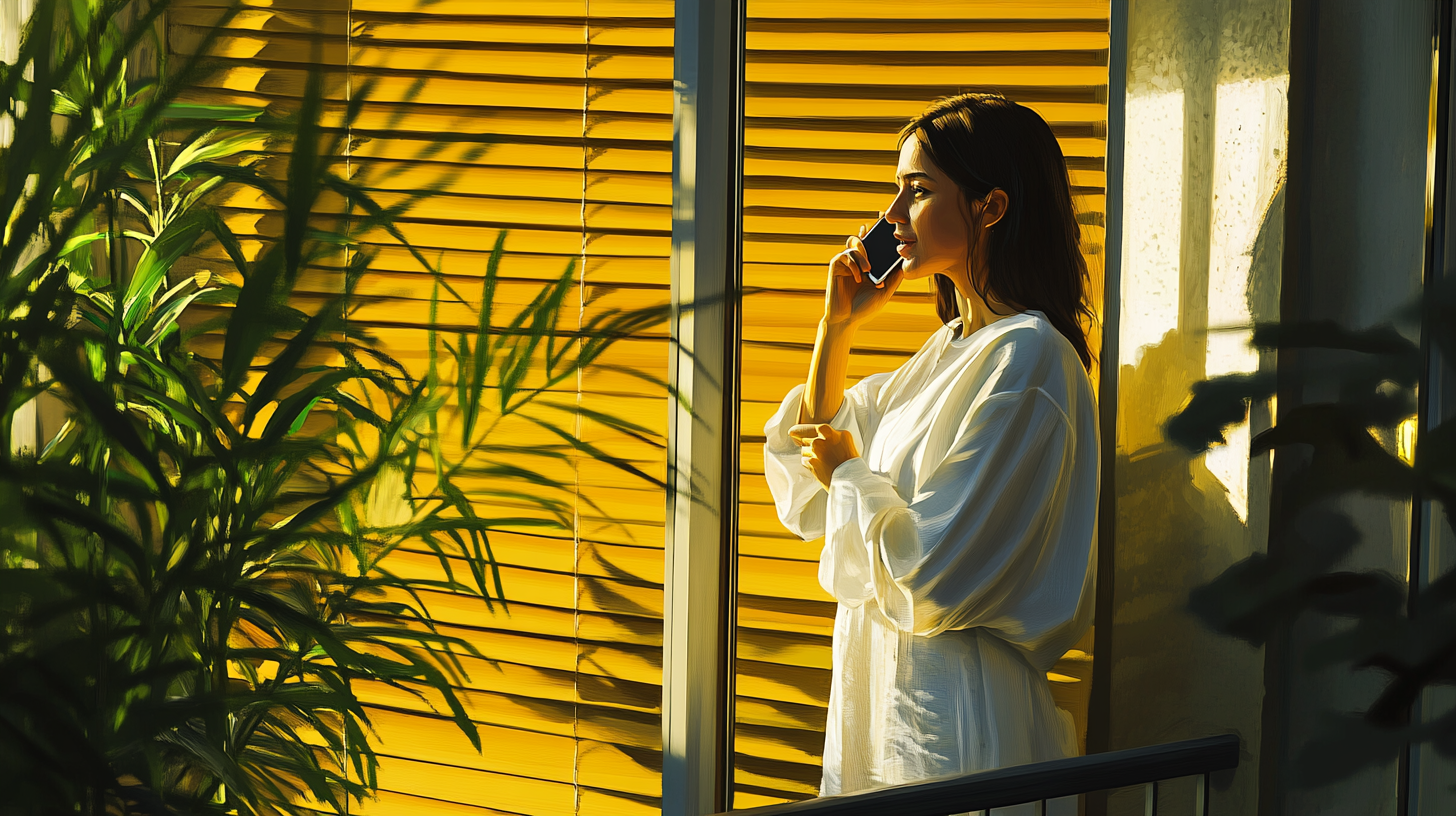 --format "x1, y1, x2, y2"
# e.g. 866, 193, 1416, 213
824, 221, 902, 328
788, 423, 860, 490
